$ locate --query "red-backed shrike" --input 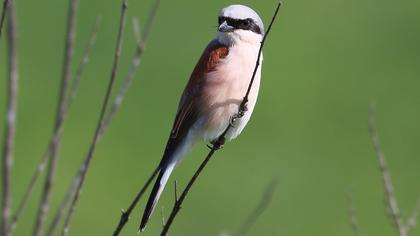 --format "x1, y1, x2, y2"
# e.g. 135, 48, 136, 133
140, 4, 264, 230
